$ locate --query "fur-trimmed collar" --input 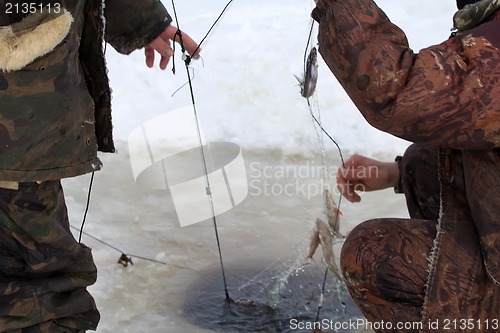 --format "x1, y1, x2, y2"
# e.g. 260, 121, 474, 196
0, 9, 73, 72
